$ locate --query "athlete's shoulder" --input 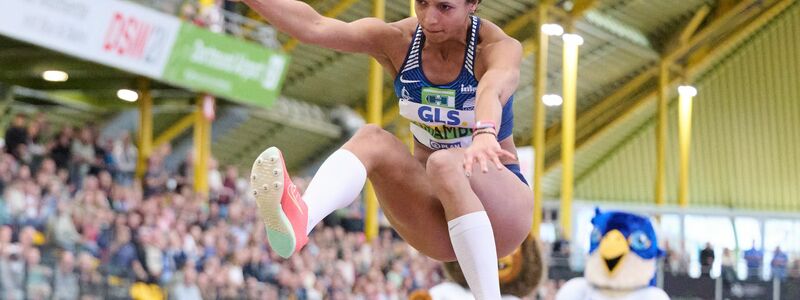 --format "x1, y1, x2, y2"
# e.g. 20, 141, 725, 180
388, 17, 419, 38
475, 18, 521, 61
367, 17, 417, 62
476, 18, 517, 44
